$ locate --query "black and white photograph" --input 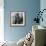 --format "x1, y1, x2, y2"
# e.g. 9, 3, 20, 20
10, 12, 25, 26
